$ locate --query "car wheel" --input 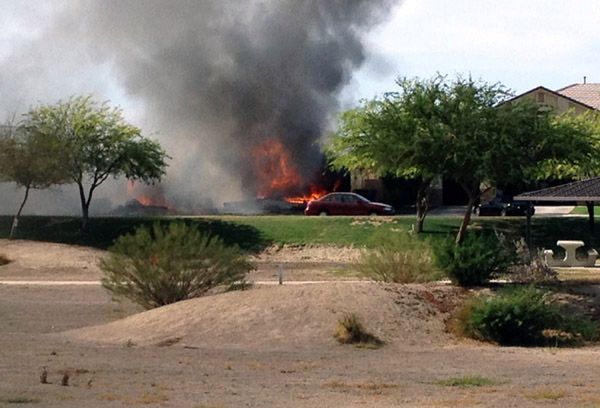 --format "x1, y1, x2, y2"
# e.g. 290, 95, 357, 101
319, 211, 328, 216
369, 211, 378, 216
